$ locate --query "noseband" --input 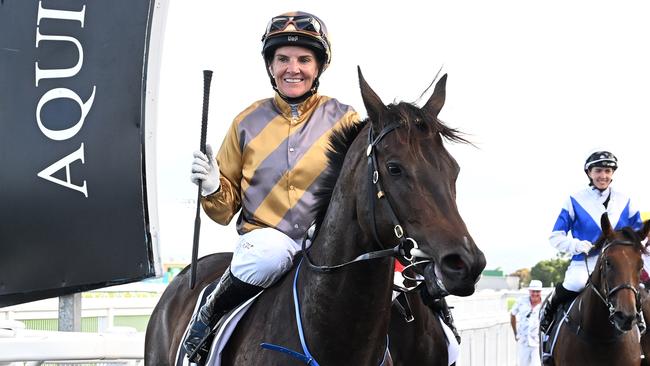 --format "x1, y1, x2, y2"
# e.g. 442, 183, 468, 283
586, 239, 645, 334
